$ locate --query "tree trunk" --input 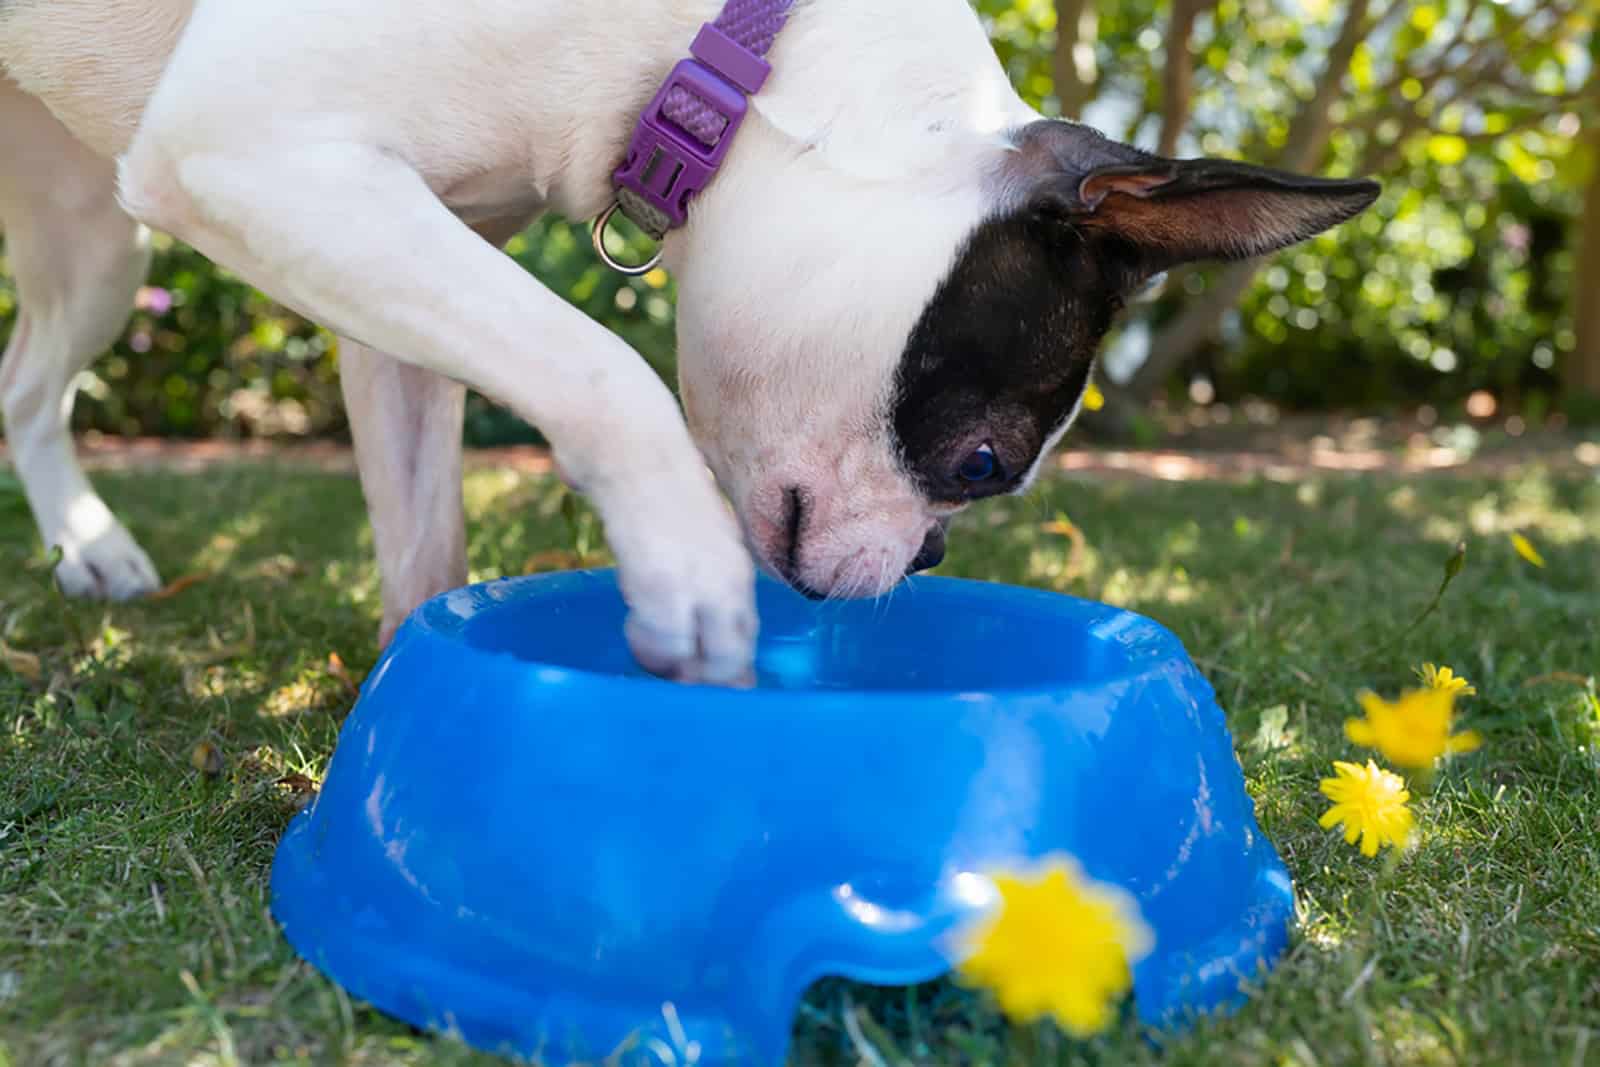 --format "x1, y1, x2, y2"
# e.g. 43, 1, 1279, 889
1156, 0, 1210, 158
1119, 0, 1373, 403
1571, 135, 1600, 400
1053, 0, 1097, 120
